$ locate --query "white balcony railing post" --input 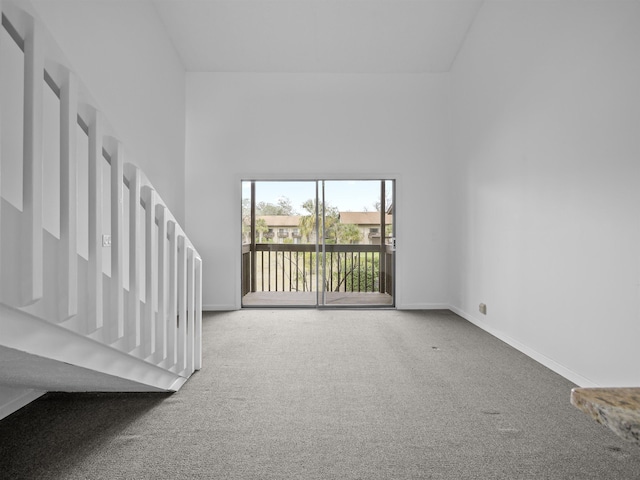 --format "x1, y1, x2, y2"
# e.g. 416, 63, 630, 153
126, 164, 141, 351
177, 235, 187, 373
167, 220, 178, 368
22, 13, 44, 306
187, 247, 195, 375
109, 139, 124, 343
59, 68, 78, 321
195, 256, 203, 371
156, 204, 168, 363
88, 110, 103, 331
143, 186, 157, 358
